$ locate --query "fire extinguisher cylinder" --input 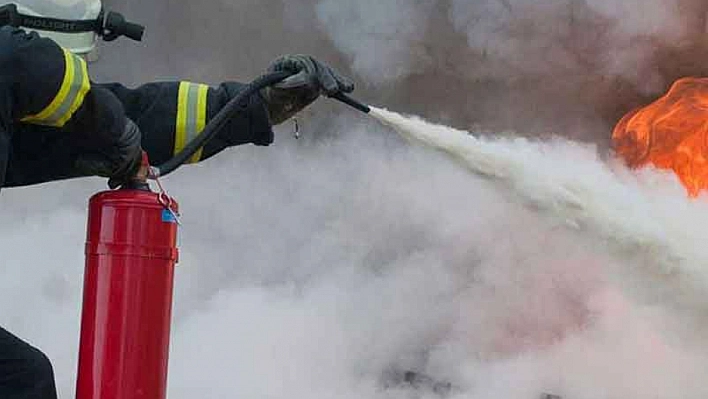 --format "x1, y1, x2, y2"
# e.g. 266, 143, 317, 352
76, 188, 179, 399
